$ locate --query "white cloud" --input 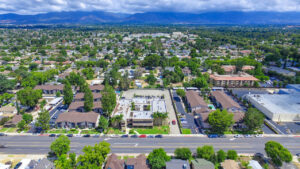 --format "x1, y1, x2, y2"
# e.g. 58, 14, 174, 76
0, 0, 299, 14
